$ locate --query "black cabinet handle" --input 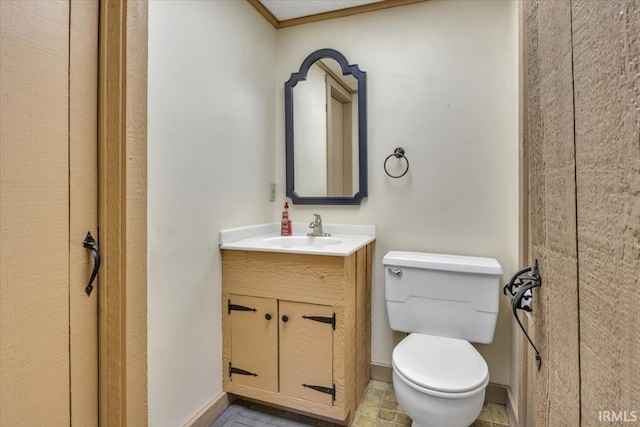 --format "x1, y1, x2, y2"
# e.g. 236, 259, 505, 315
83, 231, 101, 296
265, 313, 272, 321
282, 315, 289, 323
